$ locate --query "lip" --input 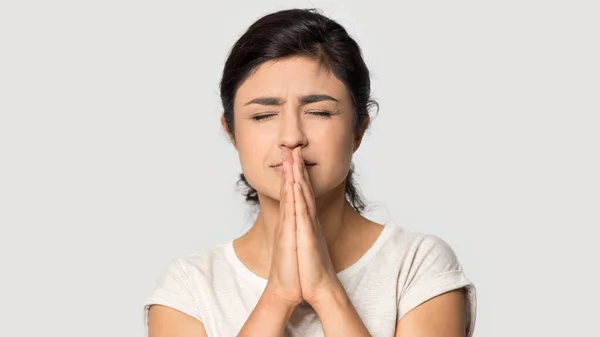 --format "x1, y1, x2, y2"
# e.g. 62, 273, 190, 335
272, 162, 316, 172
